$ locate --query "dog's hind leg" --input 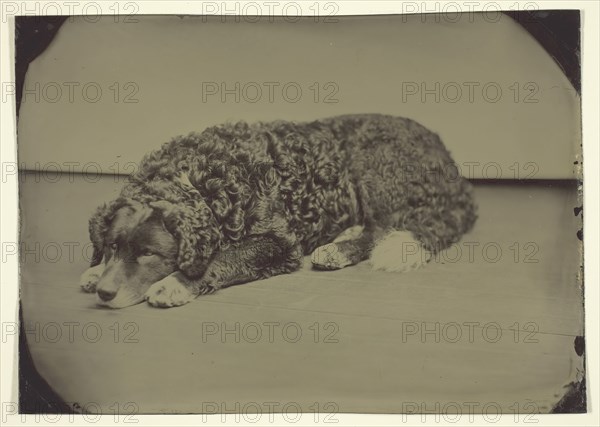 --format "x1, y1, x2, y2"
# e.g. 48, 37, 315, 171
331, 225, 365, 243
311, 226, 432, 272
369, 230, 432, 272
311, 226, 382, 270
